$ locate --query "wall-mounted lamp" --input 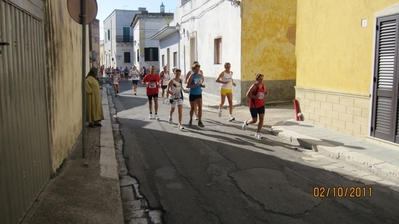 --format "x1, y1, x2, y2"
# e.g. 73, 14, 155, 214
229, 0, 241, 6
175, 23, 185, 37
